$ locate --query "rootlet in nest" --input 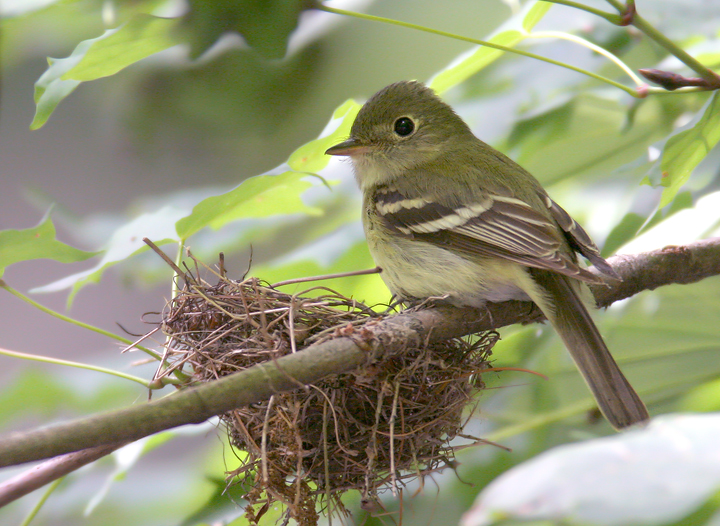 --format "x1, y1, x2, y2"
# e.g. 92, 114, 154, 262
161, 272, 496, 525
